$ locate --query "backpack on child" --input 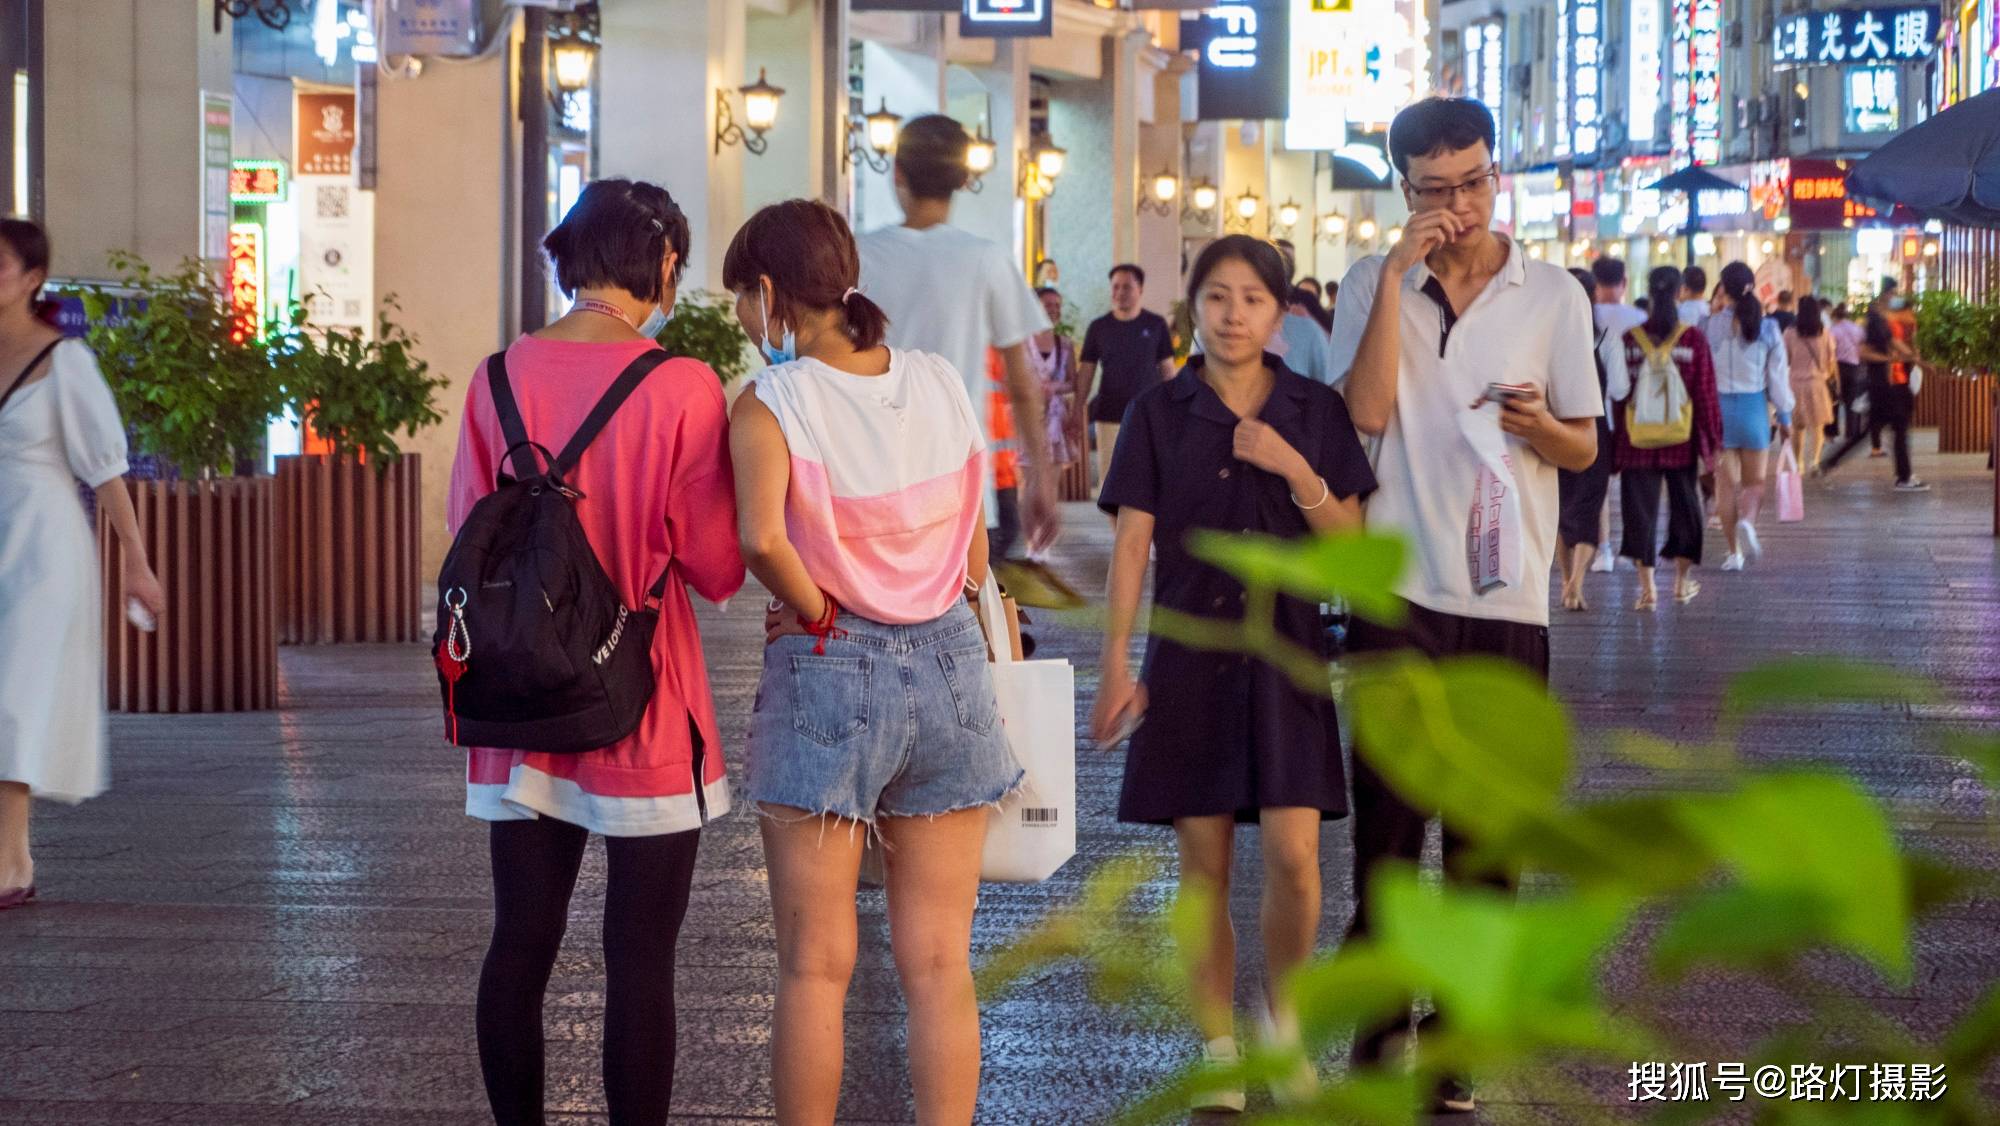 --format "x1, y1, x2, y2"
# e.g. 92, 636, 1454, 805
432, 348, 673, 753
1625, 325, 1694, 449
